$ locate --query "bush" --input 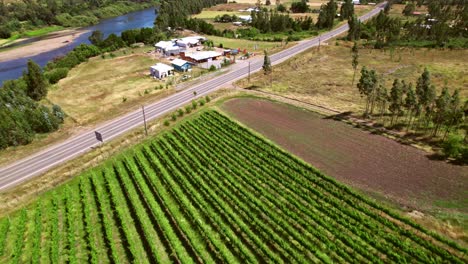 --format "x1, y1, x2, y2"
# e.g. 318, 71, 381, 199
171, 114, 177, 121
45, 68, 69, 84
209, 65, 217, 72
52, 104, 65, 123
185, 105, 192, 114
192, 101, 197, 109
205, 95, 210, 102
164, 120, 170, 126
177, 109, 184, 117
442, 135, 464, 159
